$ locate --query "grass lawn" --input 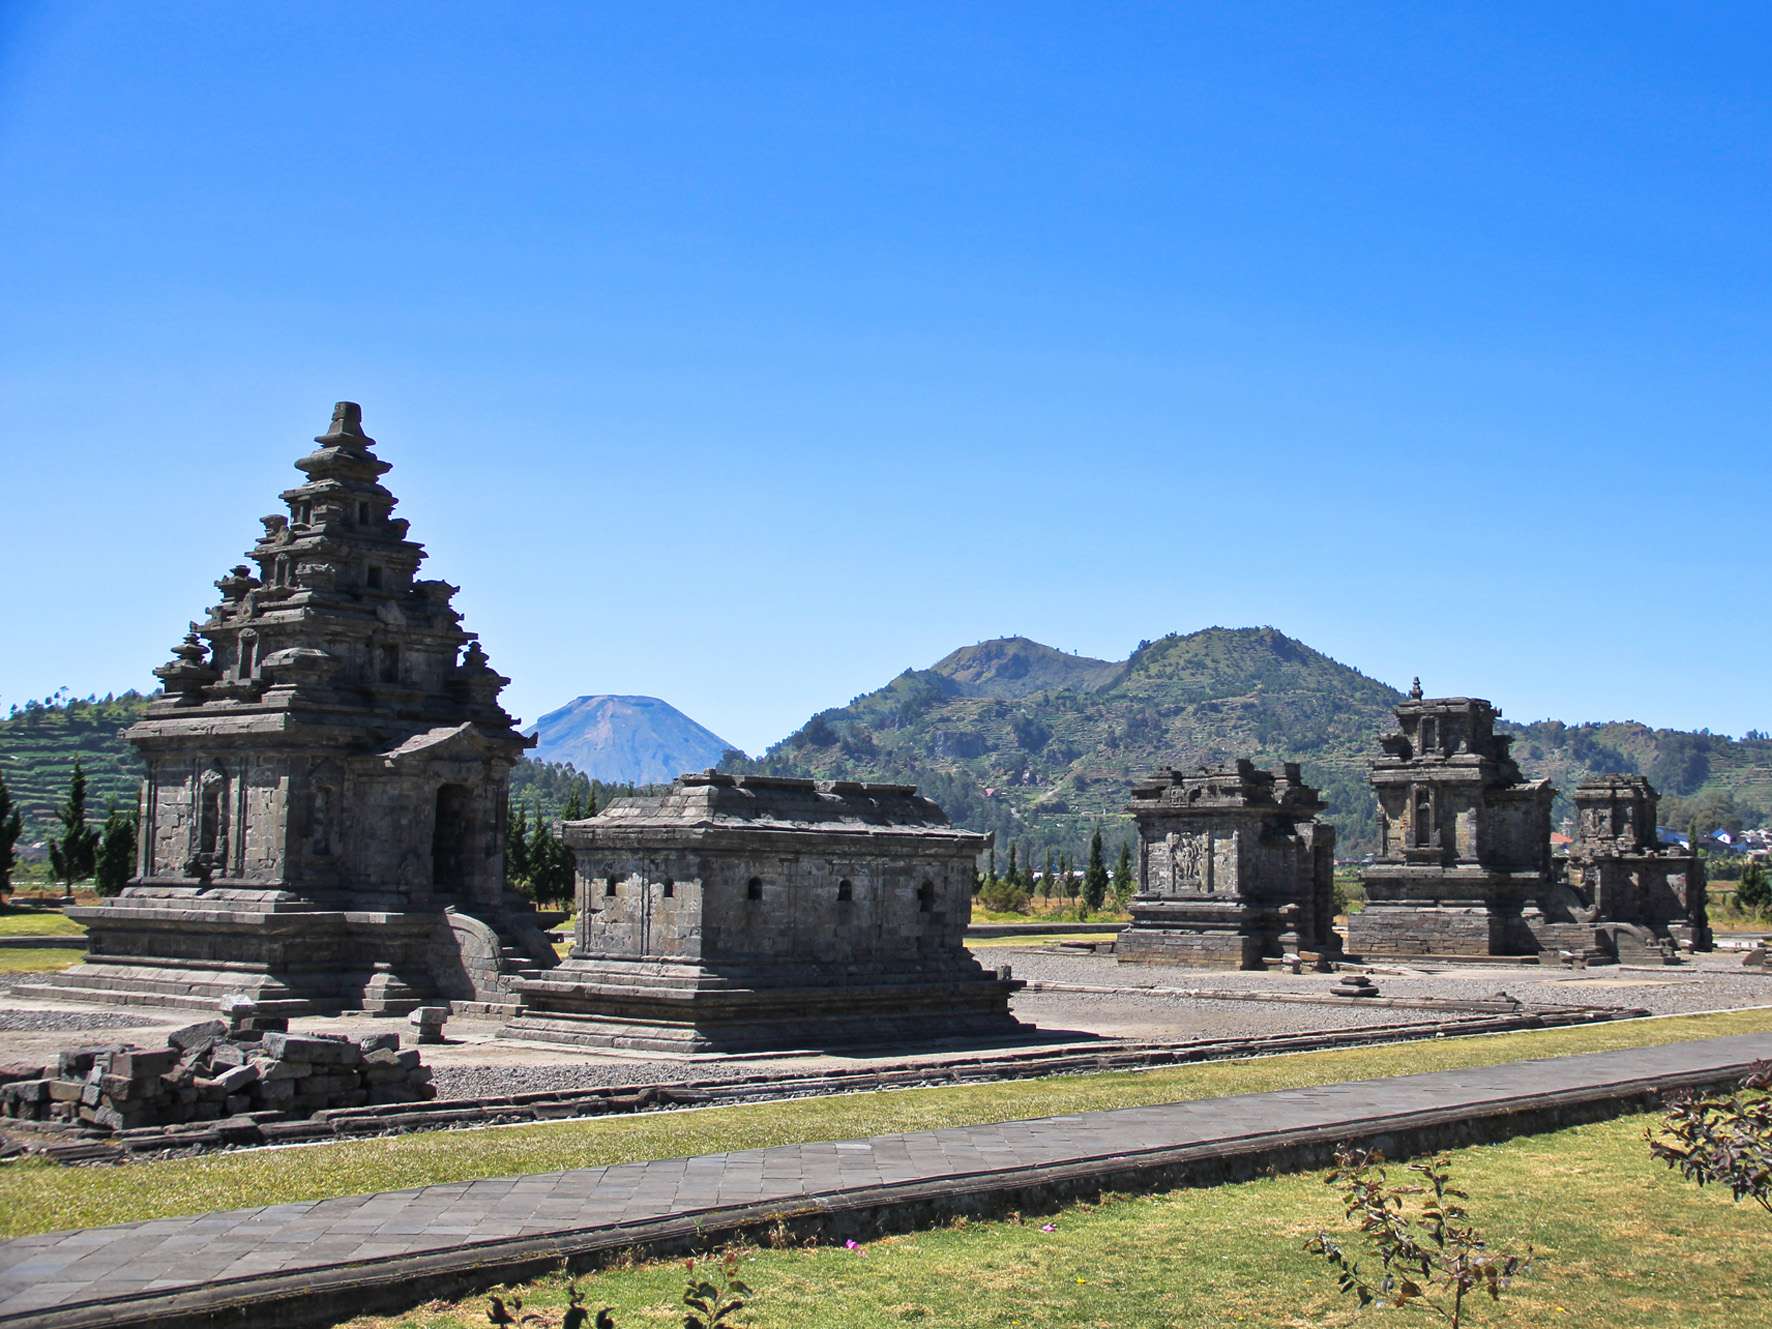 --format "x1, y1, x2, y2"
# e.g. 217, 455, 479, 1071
0, 947, 84, 973
346, 1111, 1772, 1329
0, 909, 86, 937
969, 905, 1130, 925
968, 933, 1120, 948
3, 1007, 1770, 1239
